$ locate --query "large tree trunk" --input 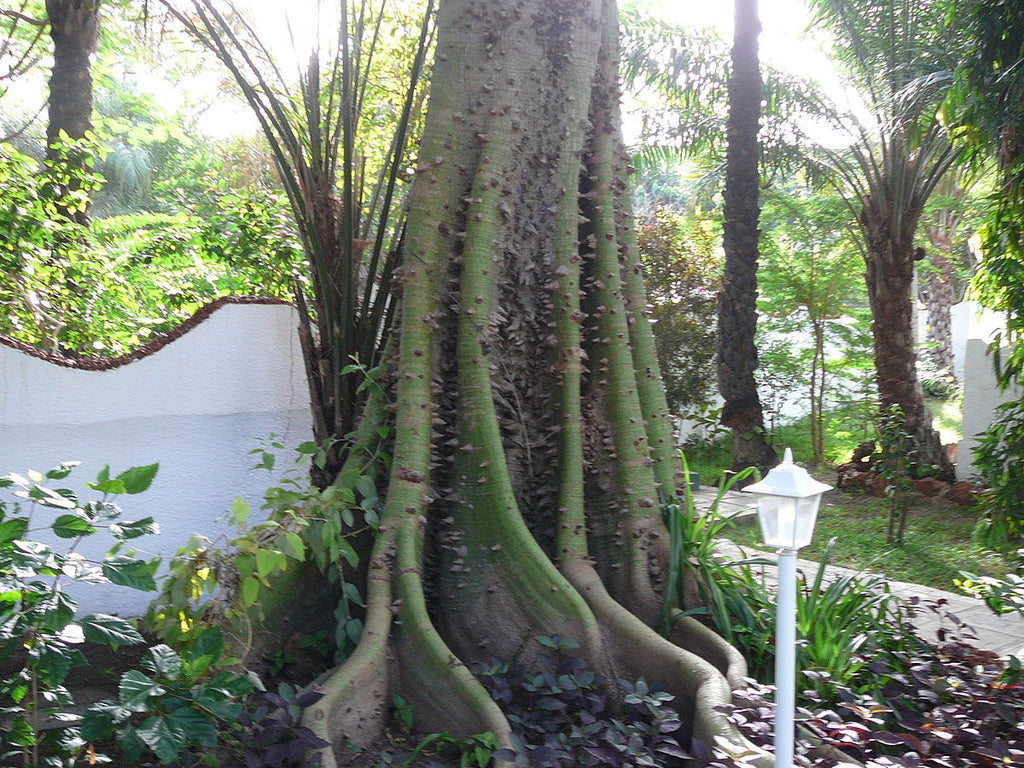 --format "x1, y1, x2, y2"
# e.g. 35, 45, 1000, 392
862, 222, 955, 480
45, 0, 99, 225
718, 0, 777, 472
298, 1, 765, 765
